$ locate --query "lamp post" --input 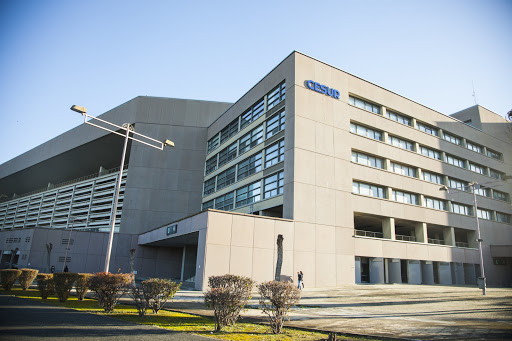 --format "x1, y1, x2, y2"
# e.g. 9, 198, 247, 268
71, 105, 174, 273
440, 181, 486, 295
